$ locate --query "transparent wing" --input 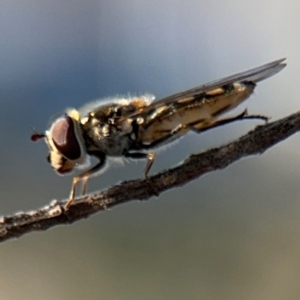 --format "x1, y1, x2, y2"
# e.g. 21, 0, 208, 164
123, 58, 286, 119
